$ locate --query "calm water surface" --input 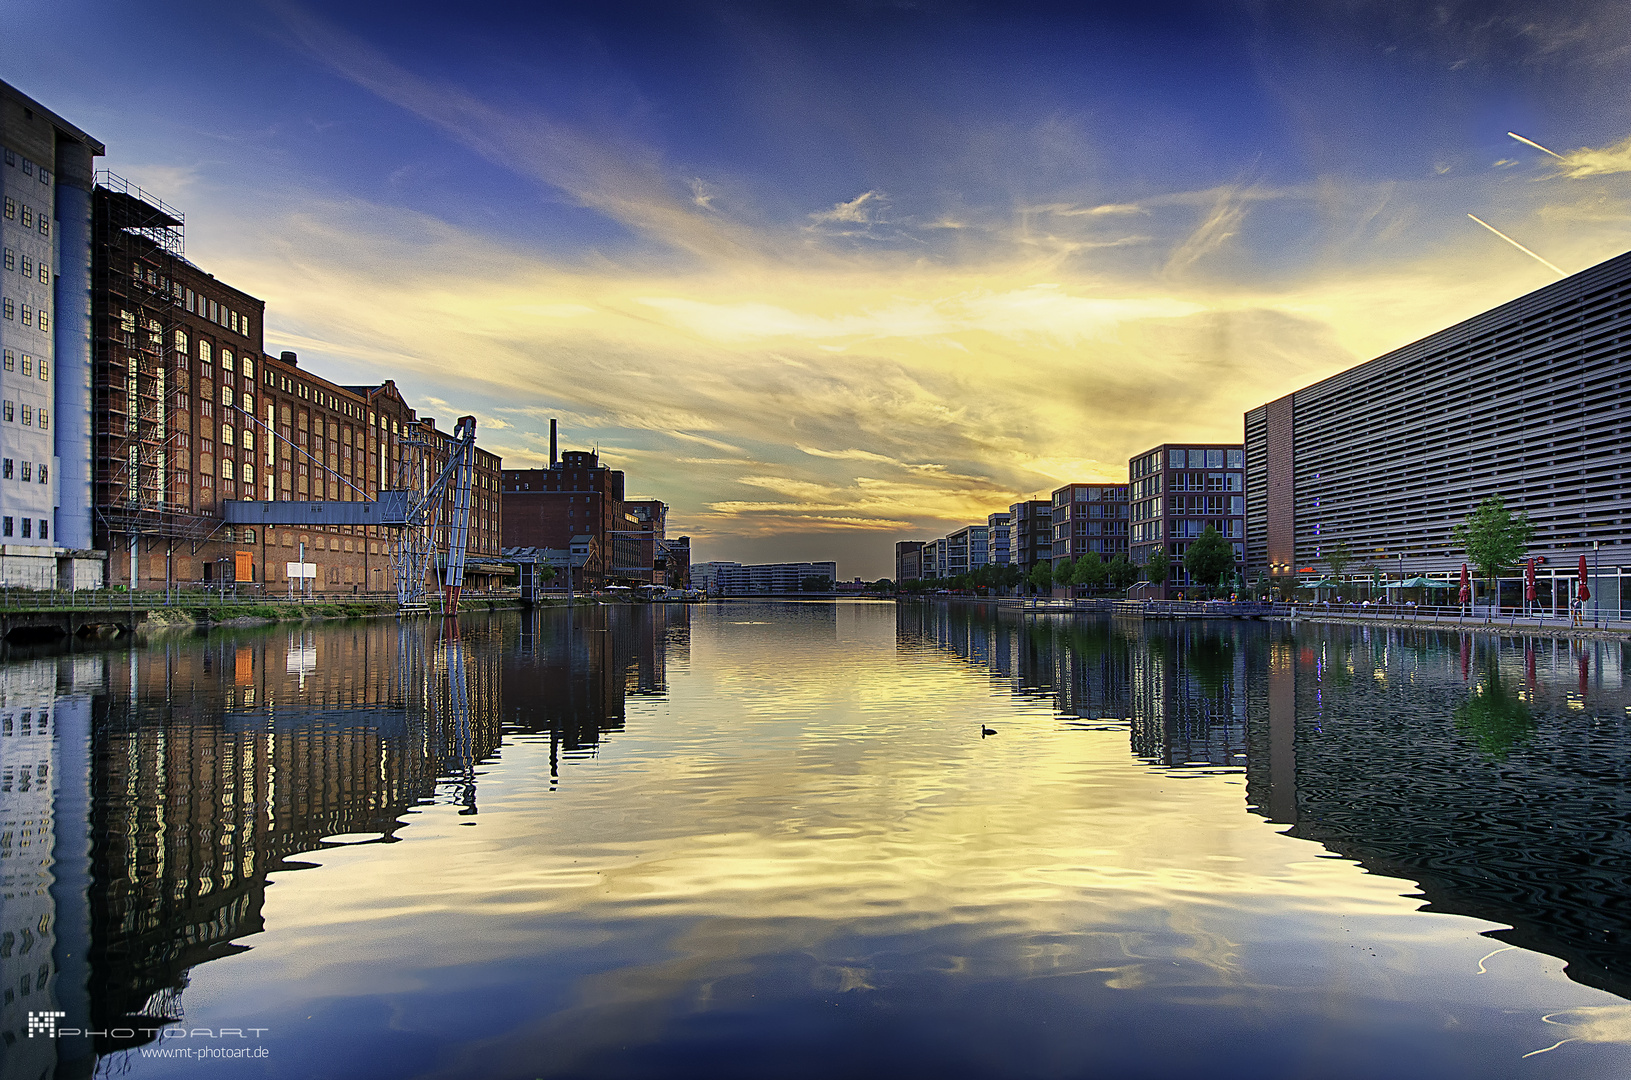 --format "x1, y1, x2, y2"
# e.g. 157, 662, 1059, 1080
3, 601, 1631, 1078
